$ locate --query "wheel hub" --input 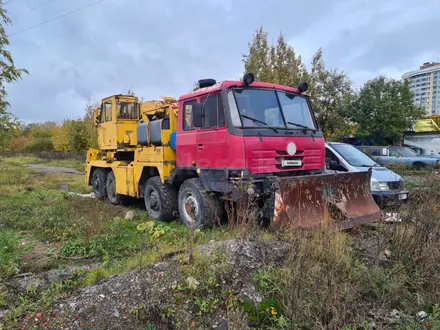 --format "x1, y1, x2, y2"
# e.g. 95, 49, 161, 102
183, 195, 199, 224
149, 190, 160, 212
93, 178, 100, 190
